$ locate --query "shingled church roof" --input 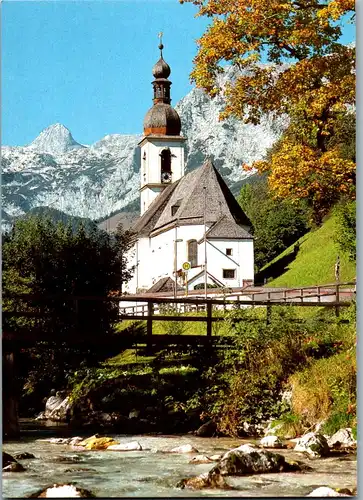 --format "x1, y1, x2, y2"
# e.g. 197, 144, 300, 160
133, 159, 253, 239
